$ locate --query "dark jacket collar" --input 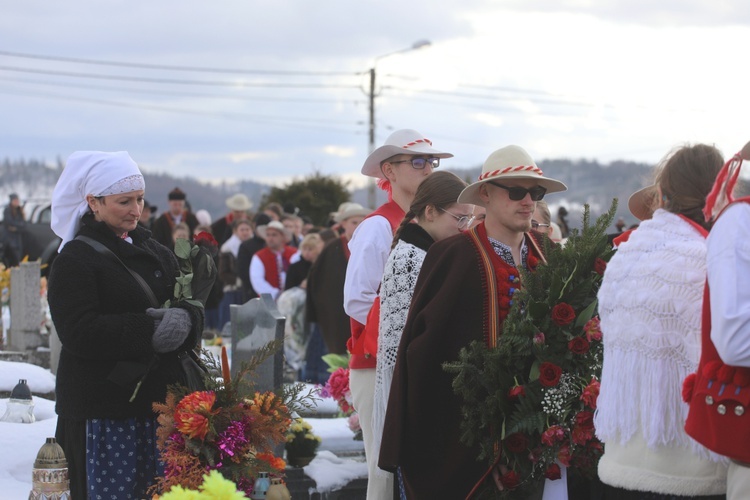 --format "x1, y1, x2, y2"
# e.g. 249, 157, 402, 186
398, 223, 435, 252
